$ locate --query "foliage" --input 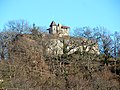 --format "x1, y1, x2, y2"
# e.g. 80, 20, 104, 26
0, 20, 120, 89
